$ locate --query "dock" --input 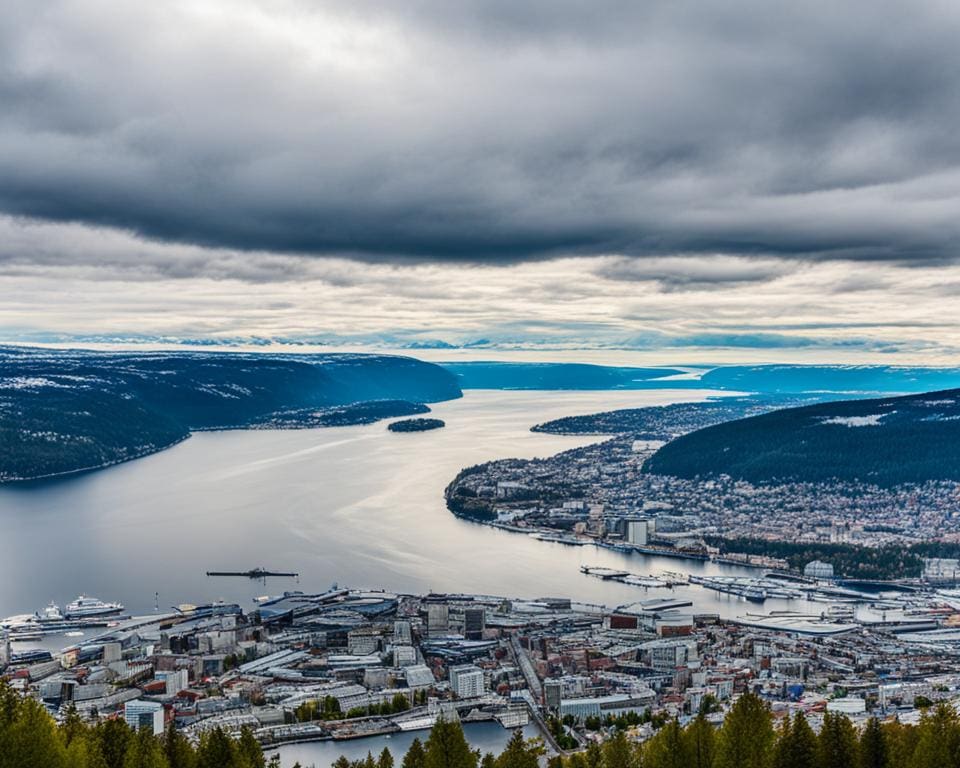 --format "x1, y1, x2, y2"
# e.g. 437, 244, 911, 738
206, 568, 299, 580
